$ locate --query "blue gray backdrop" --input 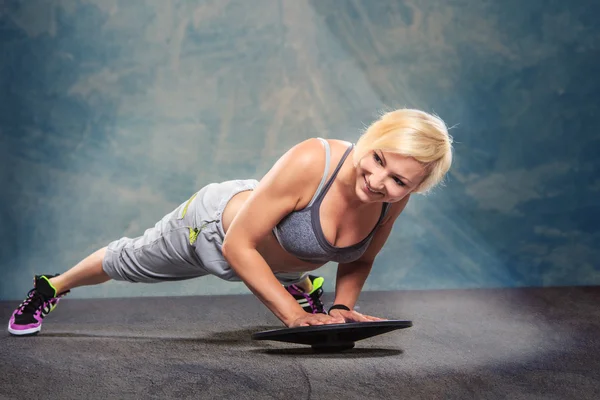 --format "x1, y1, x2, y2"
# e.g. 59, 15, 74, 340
1, 0, 599, 300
